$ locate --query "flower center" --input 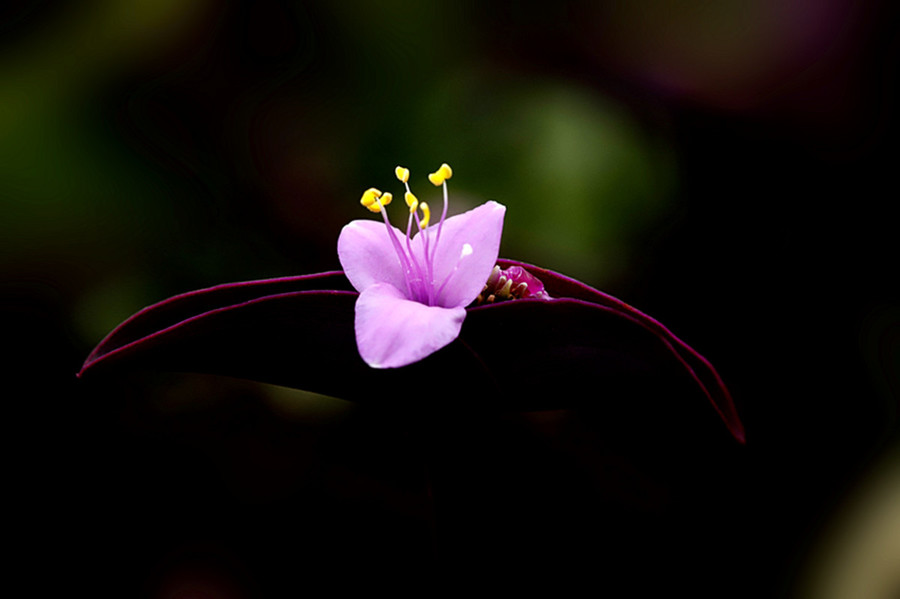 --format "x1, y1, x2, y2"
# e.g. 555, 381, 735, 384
359, 163, 466, 306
